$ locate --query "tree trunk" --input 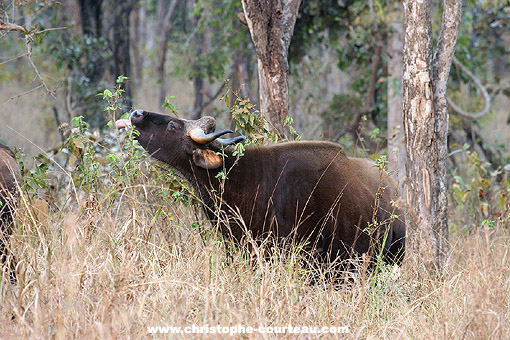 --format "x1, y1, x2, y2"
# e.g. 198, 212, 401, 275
241, 0, 301, 140
387, 6, 405, 188
130, 5, 142, 82
403, 0, 461, 272
108, 0, 134, 107
77, 0, 104, 86
191, 12, 205, 120
156, 0, 179, 108
156, 34, 169, 108
78, 0, 103, 37
192, 73, 204, 119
